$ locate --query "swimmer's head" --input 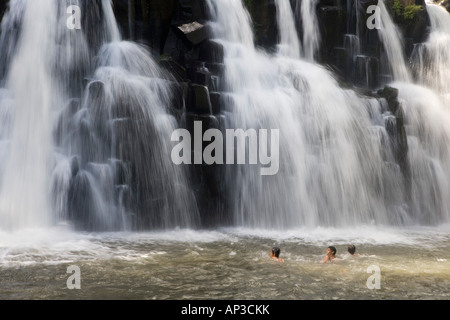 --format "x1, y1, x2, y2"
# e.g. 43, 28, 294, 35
271, 247, 281, 258
327, 246, 337, 256
348, 245, 356, 255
